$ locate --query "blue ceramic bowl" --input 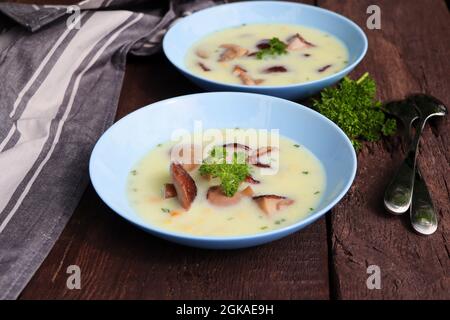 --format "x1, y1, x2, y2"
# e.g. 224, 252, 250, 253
163, 1, 367, 100
89, 92, 357, 249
